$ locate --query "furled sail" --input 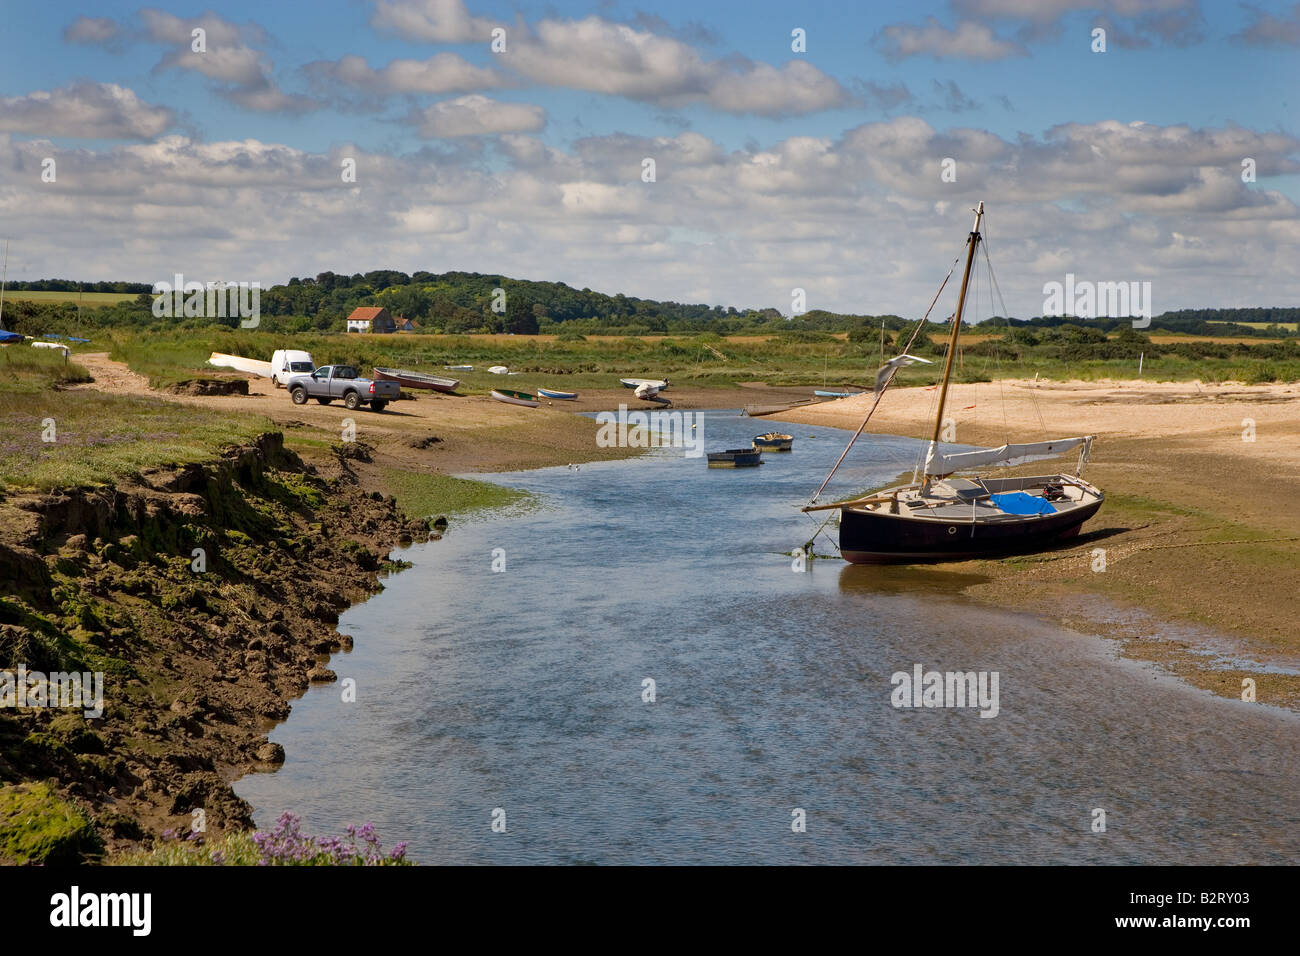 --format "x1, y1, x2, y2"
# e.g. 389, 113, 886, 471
925, 435, 1094, 475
